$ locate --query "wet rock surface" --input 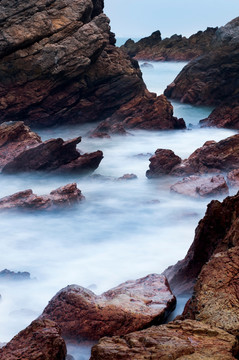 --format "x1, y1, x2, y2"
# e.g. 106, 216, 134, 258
0, 122, 103, 174
164, 191, 239, 295
0, 183, 84, 211
146, 149, 182, 178
164, 17, 239, 129
170, 175, 229, 198
0, 319, 66, 360
40, 274, 176, 341
90, 319, 239, 360
121, 27, 217, 61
